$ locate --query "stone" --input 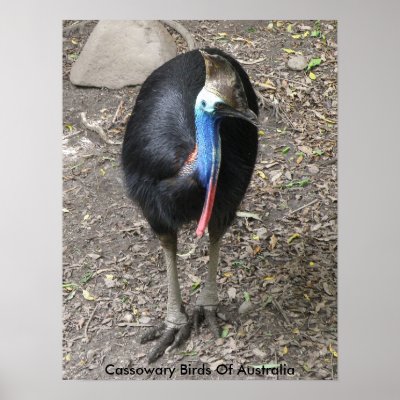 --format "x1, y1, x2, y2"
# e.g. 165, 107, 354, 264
70, 20, 177, 89
287, 55, 308, 71
238, 300, 254, 315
